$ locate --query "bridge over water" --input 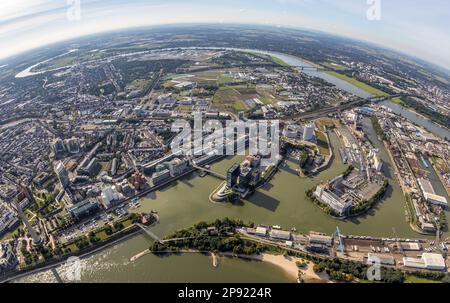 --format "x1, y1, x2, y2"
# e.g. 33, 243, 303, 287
297, 66, 354, 73
136, 223, 164, 244
186, 156, 227, 180
191, 163, 226, 180
286, 93, 413, 121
